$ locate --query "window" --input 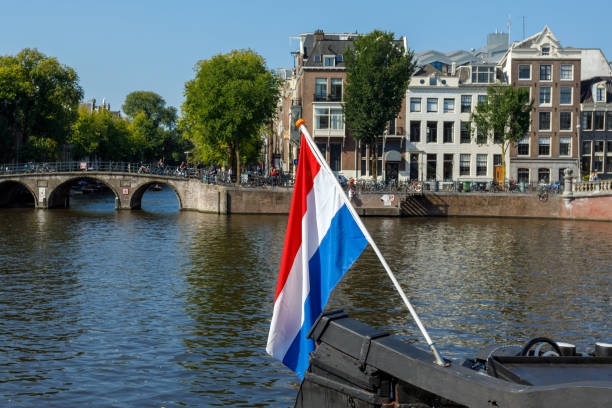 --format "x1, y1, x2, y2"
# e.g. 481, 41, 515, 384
329, 143, 341, 171
427, 98, 438, 112
594, 140, 604, 152
518, 86, 531, 104
443, 122, 453, 143
559, 87, 572, 105
541, 46, 550, 56
388, 119, 396, 135
518, 64, 531, 80
461, 95, 471, 112
314, 55, 321, 62
476, 127, 487, 144
539, 64, 552, 81
317, 142, 327, 159
315, 78, 327, 101
581, 156, 591, 174
608, 112, 612, 130
476, 154, 487, 176
443, 154, 453, 181
518, 168, 529, 183
593, 156, 603, 172
429, 76, 437, 86
596, 87, 605, 102
493, 154, 502, 166
315, 107, 344, 130
426, 154, 437, 180
472, 66, 495, 83
335, 55, 343, 63
538, 137, 551, 156
410, 121, 421, 142
460, 122, 470, 143
582, 140, 591, 154
582, 112, 592, 130
594, 111, 605, 130
477, 95, 488, 105
559, 112, 572, 131
539, 111, 551, 131
426, 121, 438, 143
560, 64, 573, 80
538, 168, 550, 183
539, 87, 551, 105
518, 137, 529, 155
410, 98, 421, 112
324, 56, 335, 67
330, 78, 342, 101
460, 154, 470, 176
559, 137, 571, 156
443, 98, 455, 112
